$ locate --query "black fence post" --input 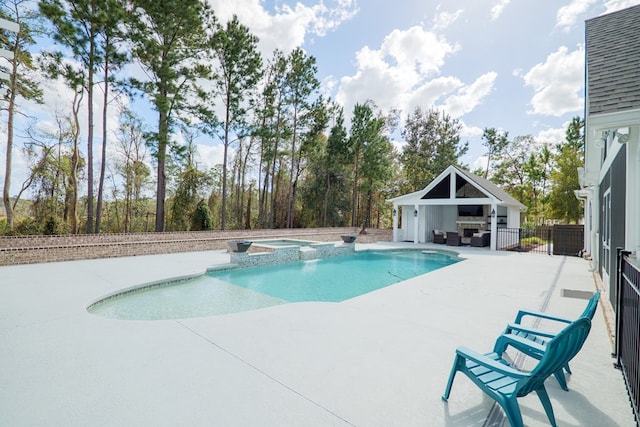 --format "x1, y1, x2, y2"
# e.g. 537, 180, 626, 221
518, 228, 522, 252
547, 227, 552, 256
